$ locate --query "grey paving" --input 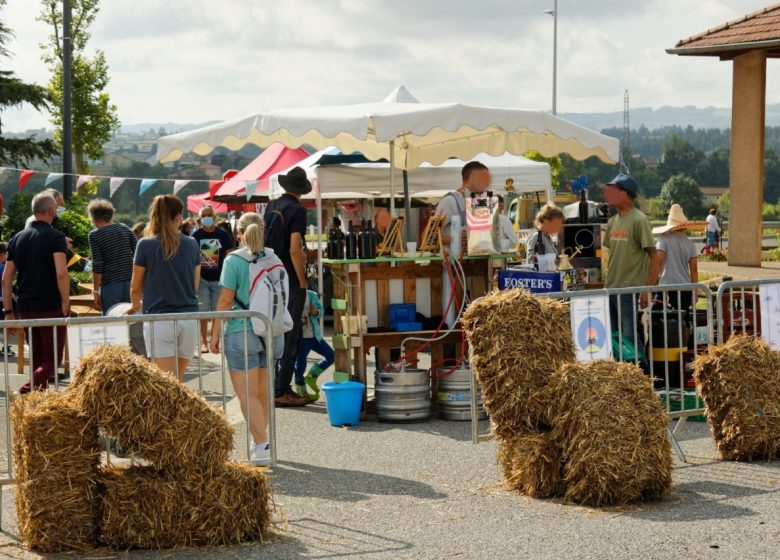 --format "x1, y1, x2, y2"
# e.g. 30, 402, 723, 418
0, 347, 778, 558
